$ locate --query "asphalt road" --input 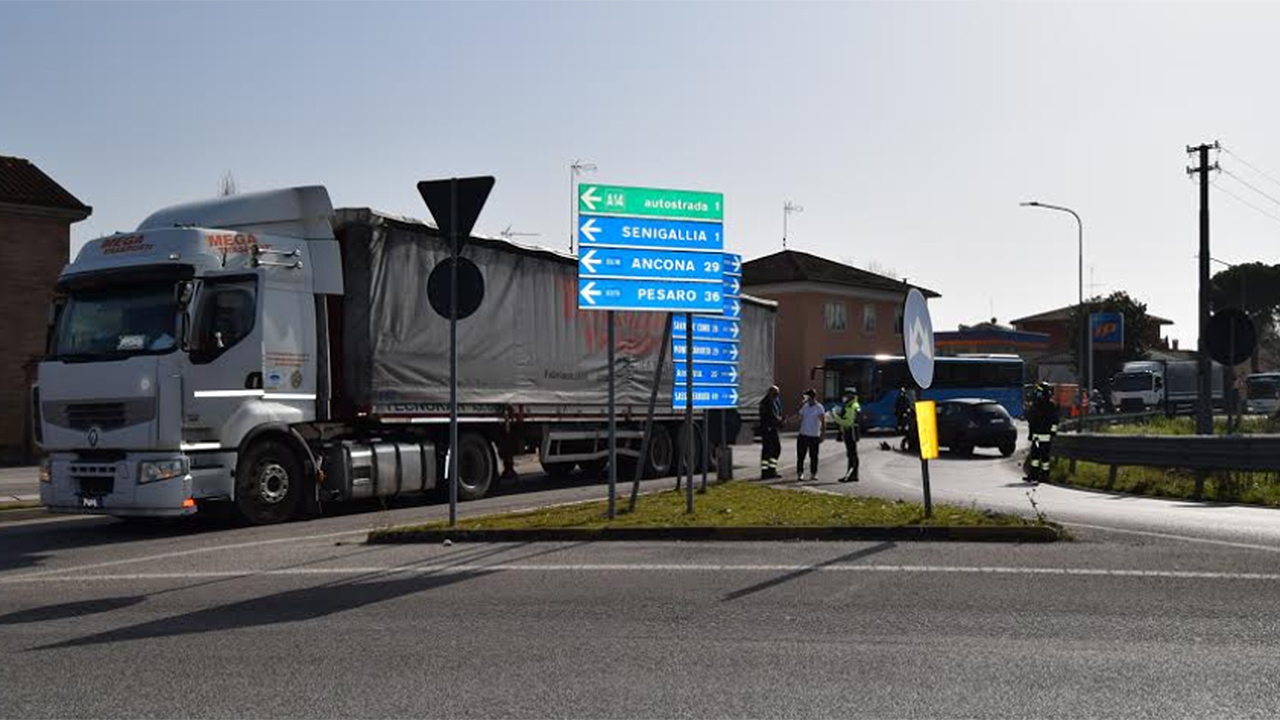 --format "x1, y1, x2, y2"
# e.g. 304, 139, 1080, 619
4, 437, 1280, 717
3, 535, 1279, 718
